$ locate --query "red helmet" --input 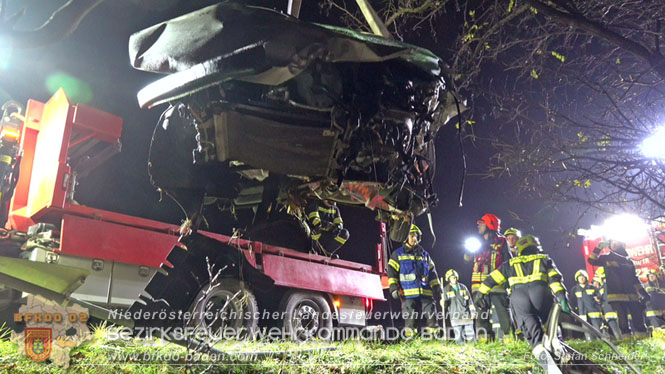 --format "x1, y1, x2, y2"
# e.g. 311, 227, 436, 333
477, 213, 500, 231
